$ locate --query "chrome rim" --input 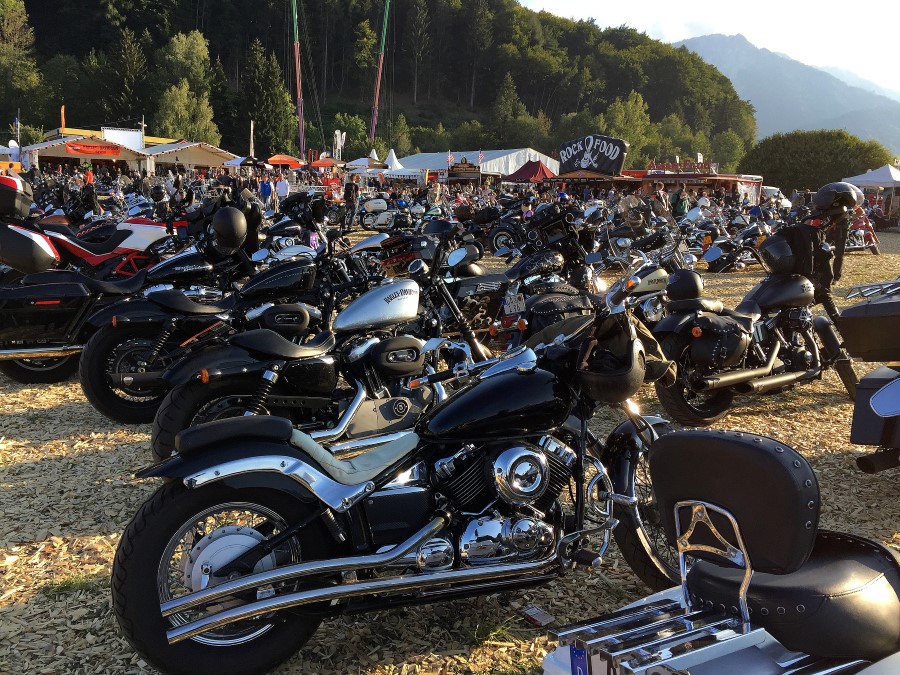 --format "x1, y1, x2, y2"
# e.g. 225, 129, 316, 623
158, 501, 300, 646
11, 356, 73, 371
632, 453, 679, 577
